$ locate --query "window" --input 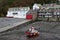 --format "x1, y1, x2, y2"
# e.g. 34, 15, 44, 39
13, 13, 18, 15
45, 14, 52, 17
